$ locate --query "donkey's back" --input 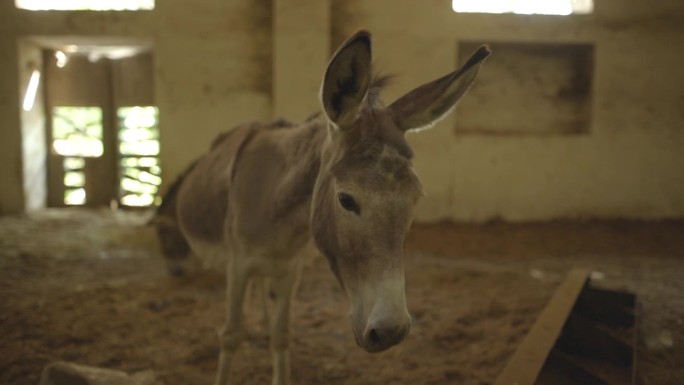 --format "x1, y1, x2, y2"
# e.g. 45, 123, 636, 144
158, 117, 325, 270
176, 122, 257, 245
